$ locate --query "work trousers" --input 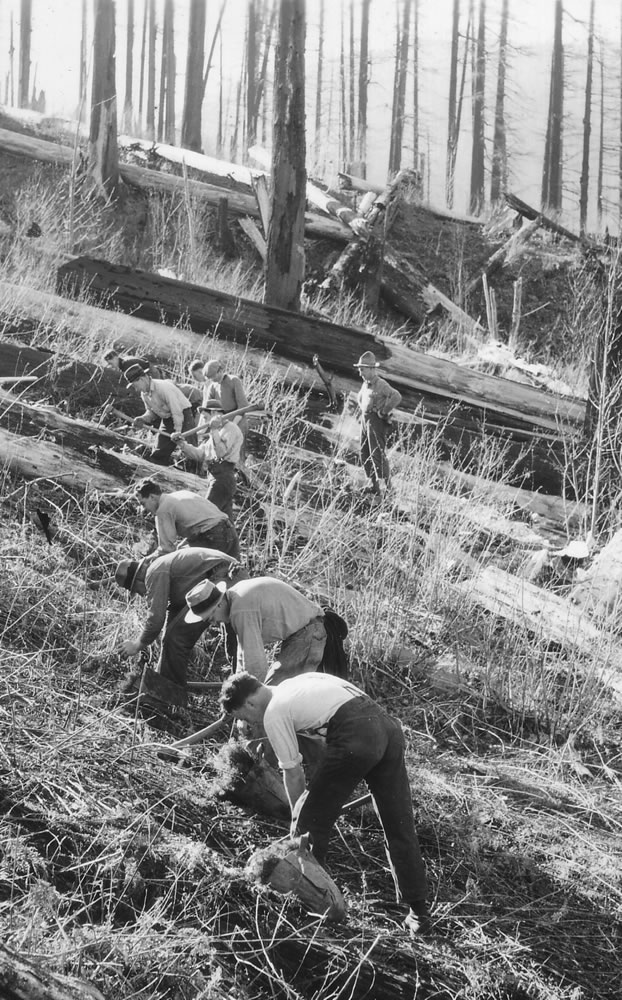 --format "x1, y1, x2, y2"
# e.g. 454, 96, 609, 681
360, 412, 391, 486
297, 695, 428, 907
151, 409, 197, 465
187, 518, 241, 561
265, 616, 327, 685
206, 460, 237, 522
